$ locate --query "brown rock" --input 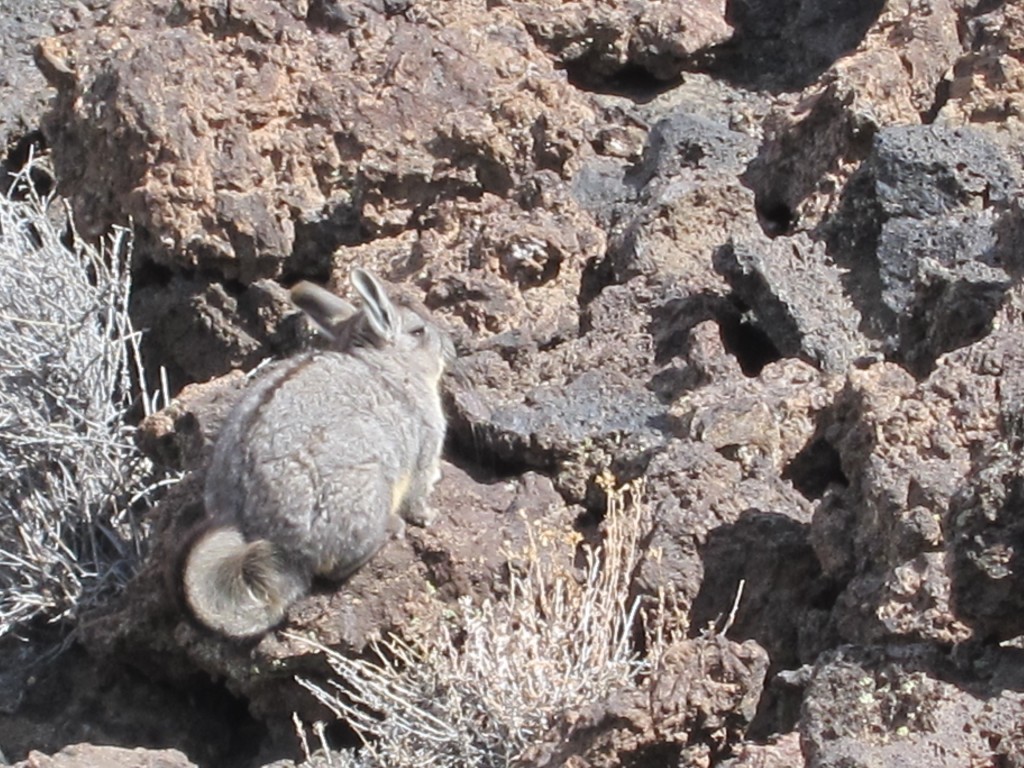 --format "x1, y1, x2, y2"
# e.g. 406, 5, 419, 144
937, 1, 1024, 146
854, 0, 962, 116
814, 361, 977, 646
136, 370, 247, 471
36, 0, 615, 399
39, 0, 595, 283
638, 437, 824, 674
811, 291, 1024, 648
0, 634, 258, 768
600, 110, 760, 287
390, 185, 605, 342
719, 732, 804, 768
650, 636, 769, 748
526, 635, 769, 768
497, 0, 732, 84
671, 358, 840, 475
